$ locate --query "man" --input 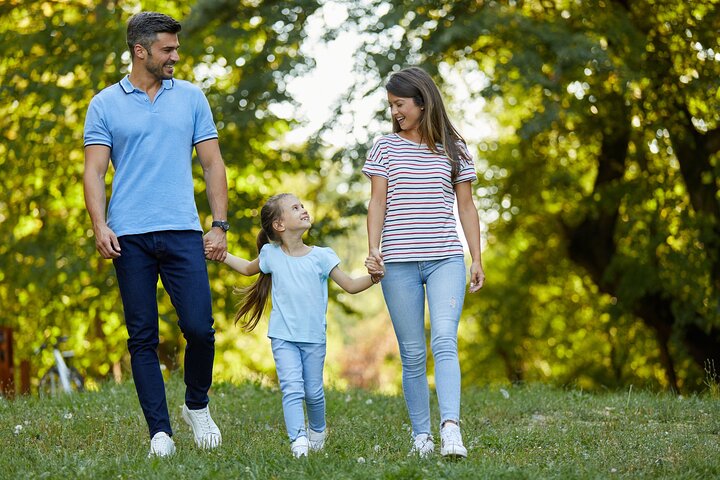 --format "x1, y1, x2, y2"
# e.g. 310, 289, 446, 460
83, 12, 229, 457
